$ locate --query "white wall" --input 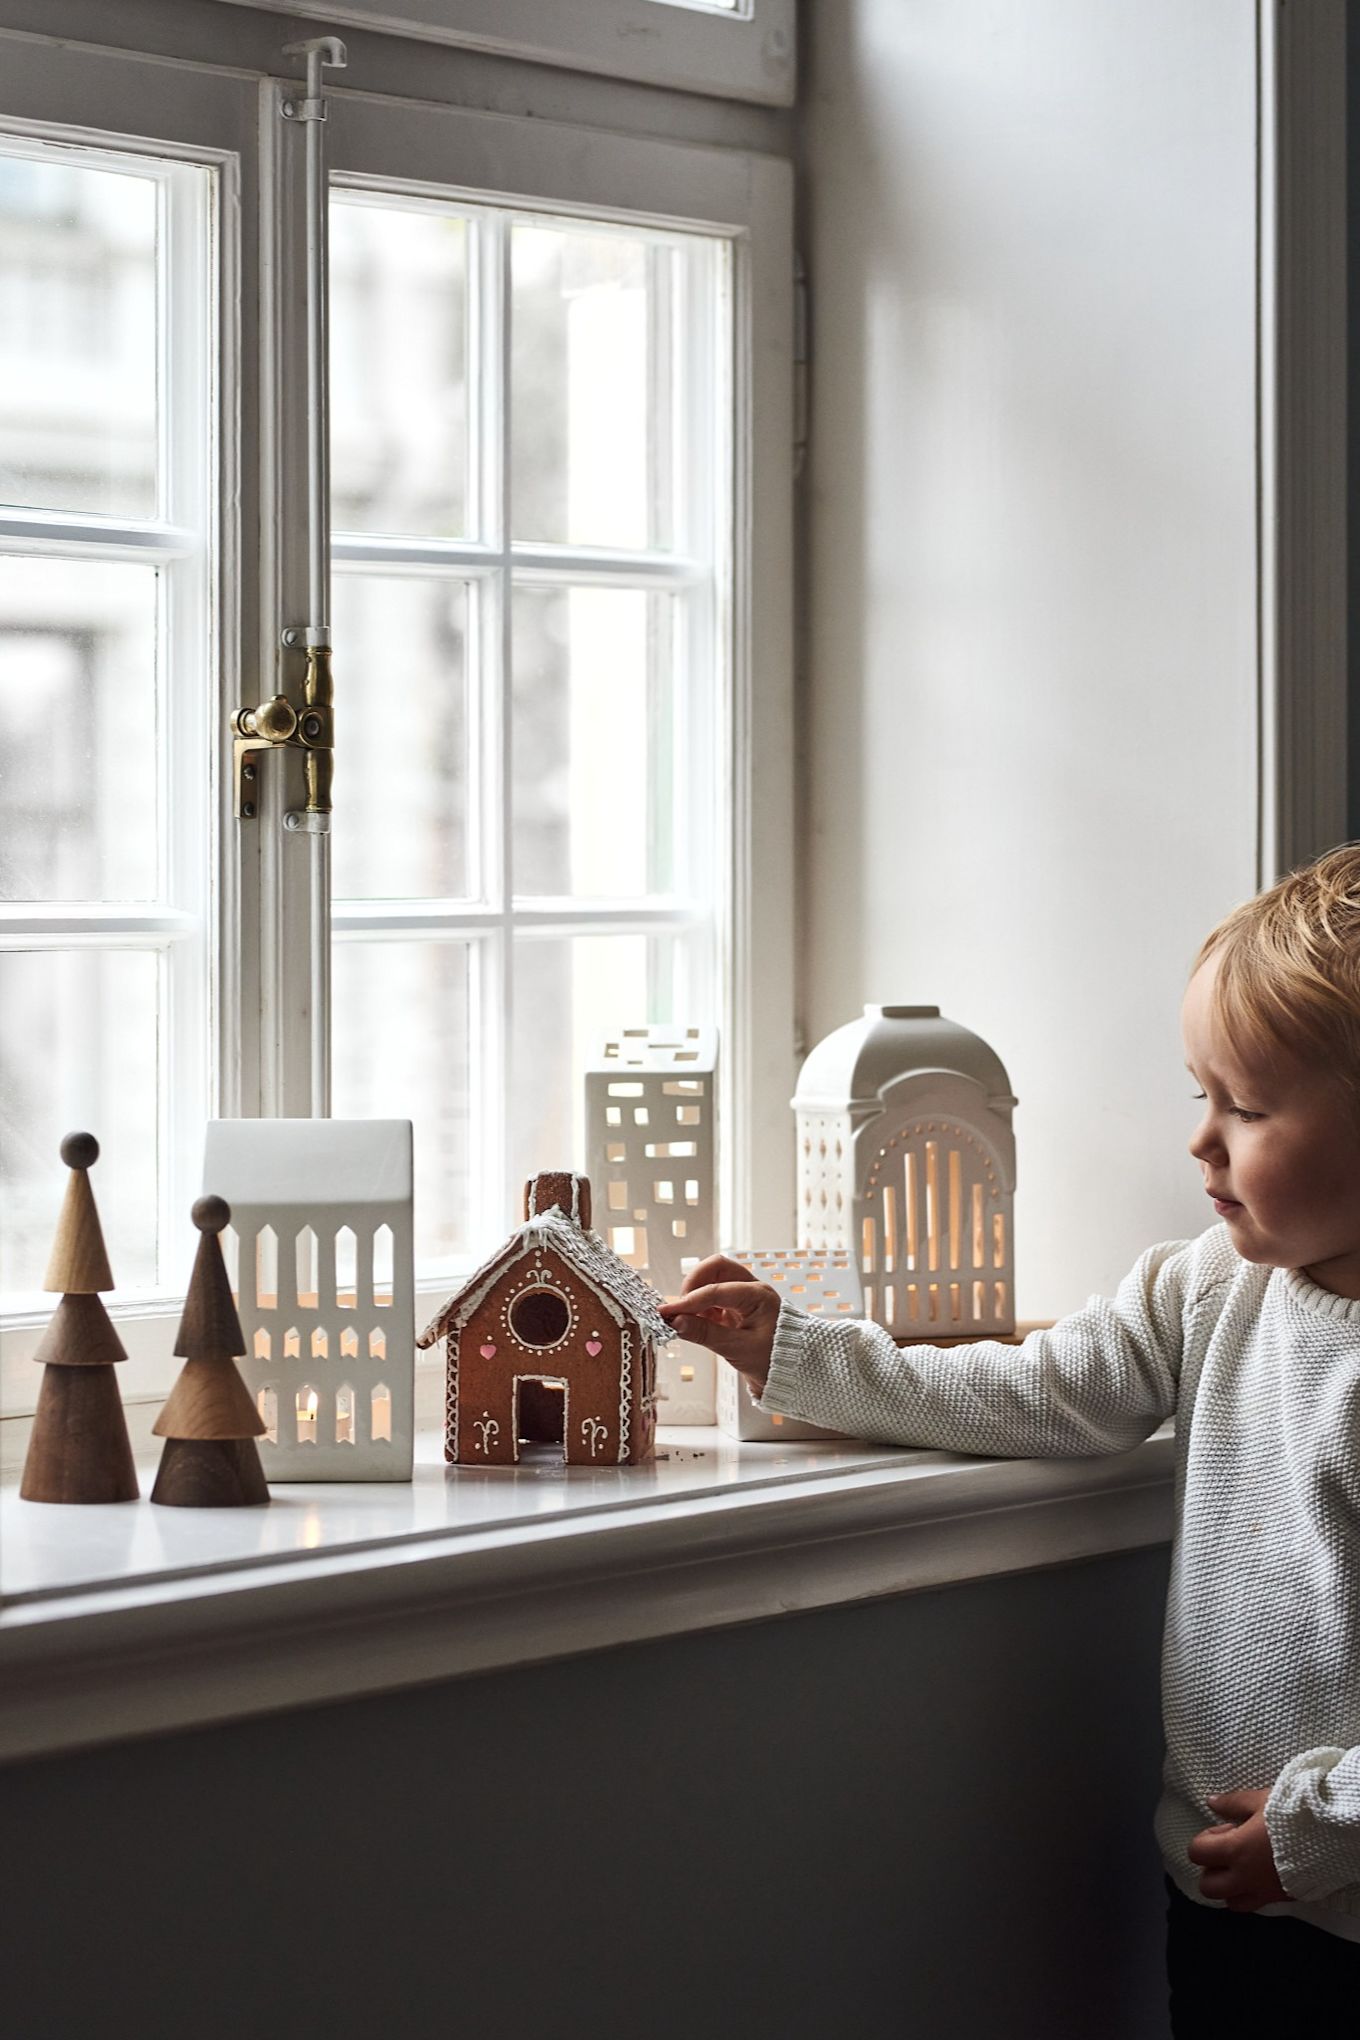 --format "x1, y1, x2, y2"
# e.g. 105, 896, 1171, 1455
800, 0, 1259, 1316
